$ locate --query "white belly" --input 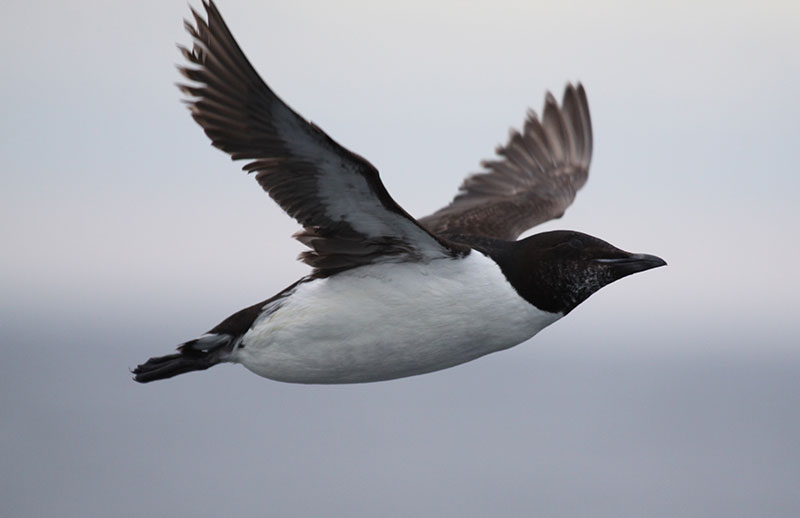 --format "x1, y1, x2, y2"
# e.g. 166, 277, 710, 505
234, 252, 561, 383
